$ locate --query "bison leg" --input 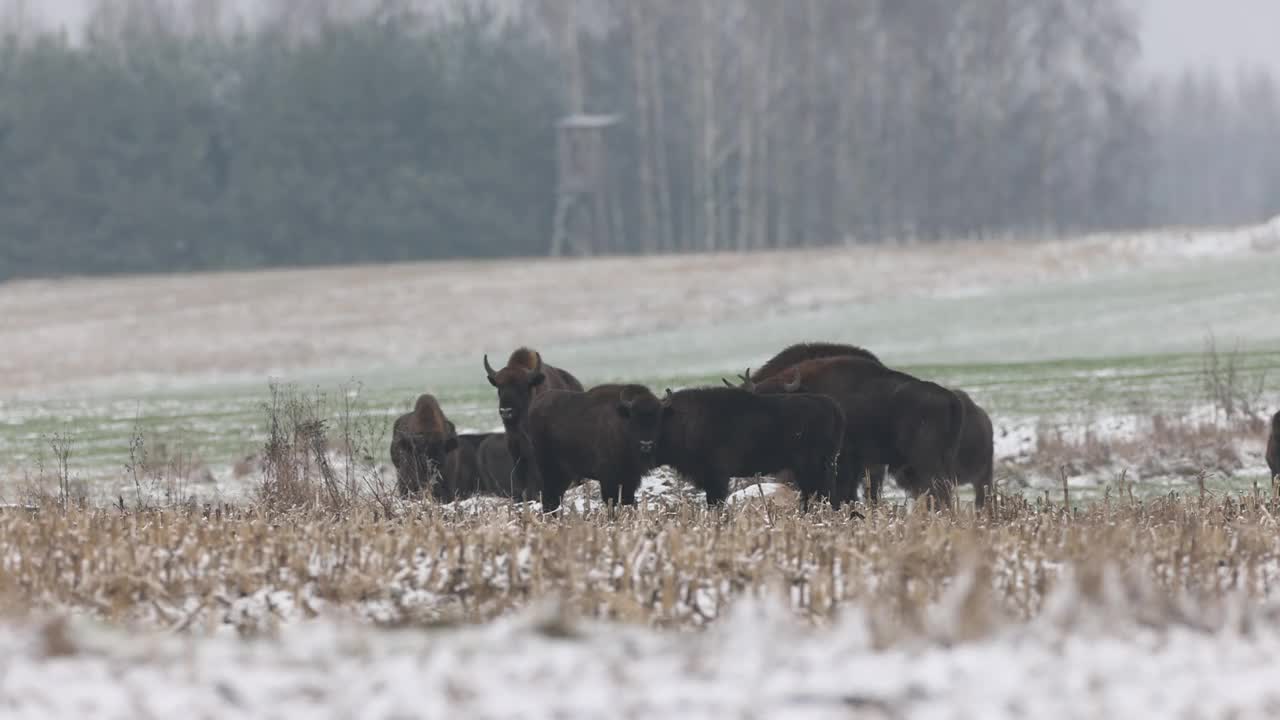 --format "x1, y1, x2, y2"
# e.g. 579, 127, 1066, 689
532, 442, 569, 514
836, 452, 863, 508
538, 468, 570, 514
868, 465, 887, 504
973, 462, 993, 510
702, 475, 730, 506
599, 478, 622, 508
894, 466, 942, 510
824, 450, 845, 510
430, 481, 454, 504
597, 473, 640, 515
793, 461, 831, 512
621, 474, 640, 506
512, 431, 548, 504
